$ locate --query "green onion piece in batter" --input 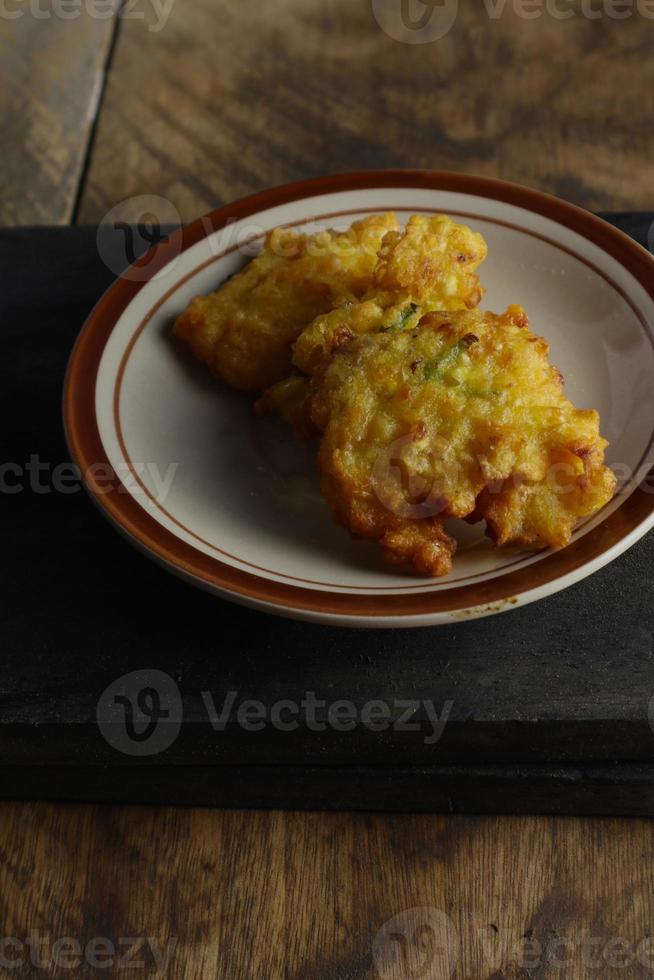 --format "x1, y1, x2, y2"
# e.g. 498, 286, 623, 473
381, 302, 419, 333
423, 333, 479, 380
